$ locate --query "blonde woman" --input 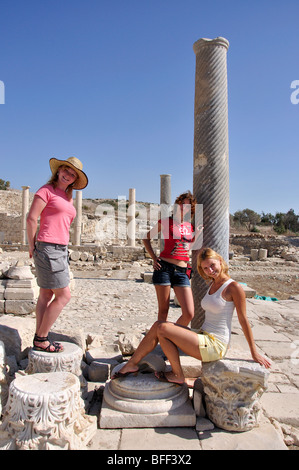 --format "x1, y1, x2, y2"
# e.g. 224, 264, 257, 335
27, 157, 88, 353
112, 247, 271, 384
